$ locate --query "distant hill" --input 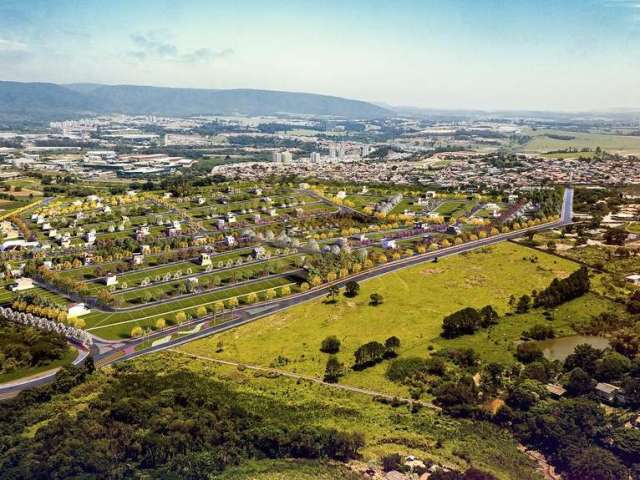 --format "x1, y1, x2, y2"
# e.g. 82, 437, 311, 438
0, 81, 390, 123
